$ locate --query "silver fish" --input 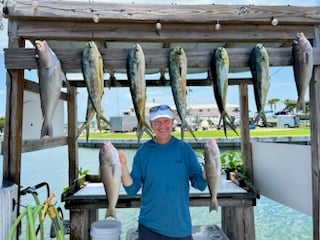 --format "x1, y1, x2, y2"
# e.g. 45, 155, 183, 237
292, 32, 313, 112
204, 138, 221, 212
78, 41, 110, 140
99, 141, 122, 218
126, 43, 153, 142
249, 43, 270, 126
210, 47, 238, 137
35, 40, 65, 138
168, 46, 197, 141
